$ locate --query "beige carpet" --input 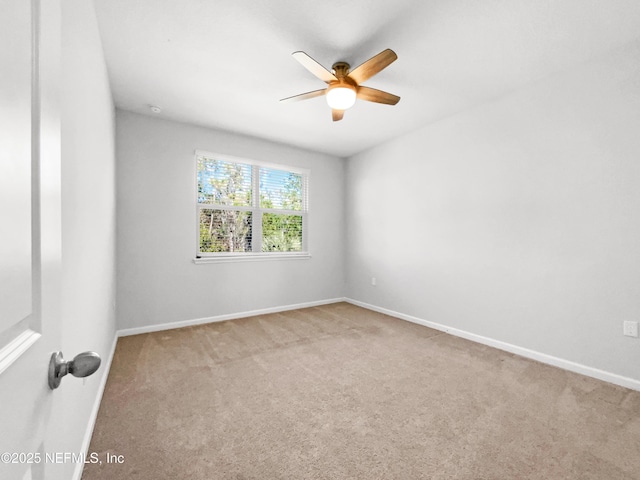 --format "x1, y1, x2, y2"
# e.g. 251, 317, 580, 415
82, 302, 640, 479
